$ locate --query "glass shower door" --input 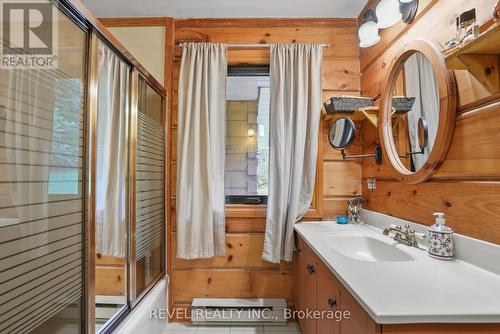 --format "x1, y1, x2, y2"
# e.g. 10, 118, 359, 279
94, 41, 131, 332
0, 4, 87, 334
134, 77, 165, 298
